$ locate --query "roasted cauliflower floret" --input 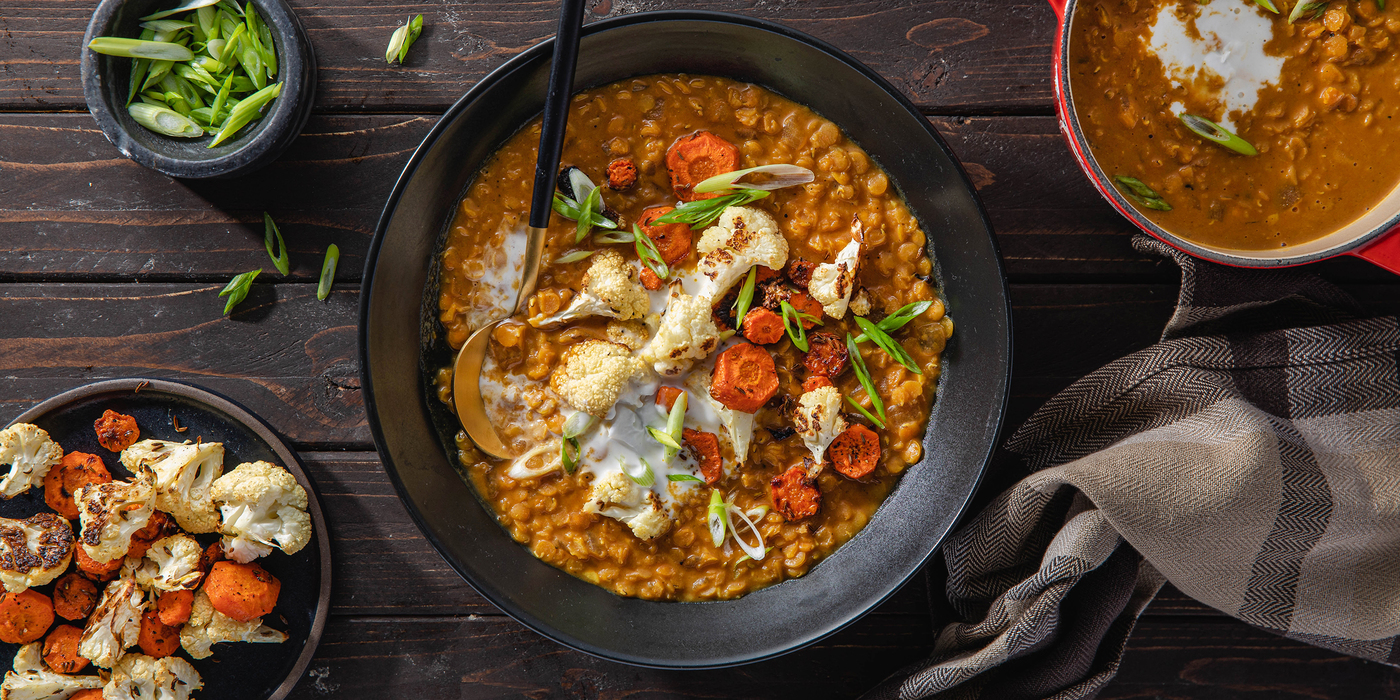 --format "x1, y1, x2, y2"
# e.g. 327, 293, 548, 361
78, 577, 144, 669
639, 289, 722, 376
849, 289, 872, 317
0, 513, 73, 593
809, 236, 861, 319
794, 386, 848, 473
105, 653, 202, 700
694, 206, 789, 300
549, 340, 646, 416
76, 475, 155, 564
0, 424, 63, 500
605, 319, 651, 351
179, 589, 287, 660
210, 462, 311, 564
581, 472, 671, 540
529, 250, 650, 328
684, 372, 753, 467
129, 534, 203, 592
0, 642, 104, 700
121, 439, 224, 534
